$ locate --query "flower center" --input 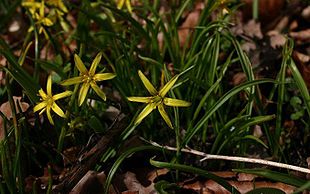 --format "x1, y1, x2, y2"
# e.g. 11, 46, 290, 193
152, 95, 163, 106
82, 73, 94, 83
46, 96, 54, 106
